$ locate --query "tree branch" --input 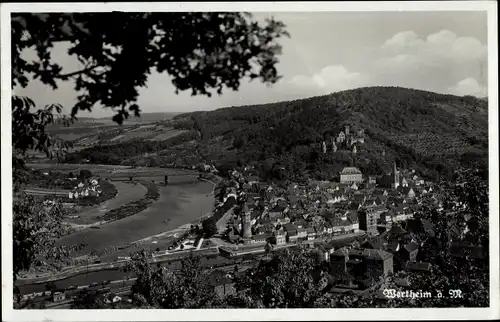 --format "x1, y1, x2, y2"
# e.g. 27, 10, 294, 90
56, 65, 102, 79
